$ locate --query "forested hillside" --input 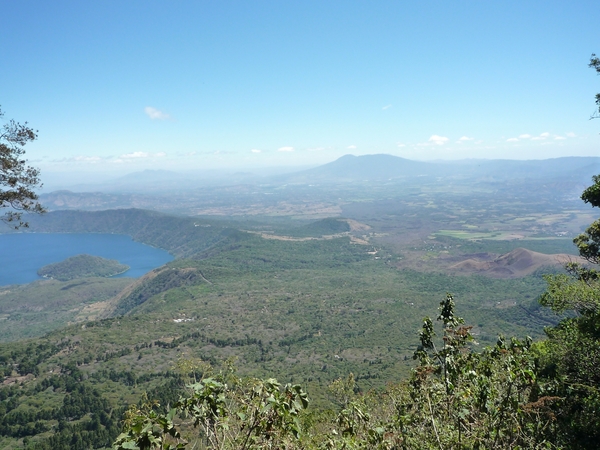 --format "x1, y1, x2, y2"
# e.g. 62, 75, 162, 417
1, 169, 600, 449
20, 209, 230, 259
